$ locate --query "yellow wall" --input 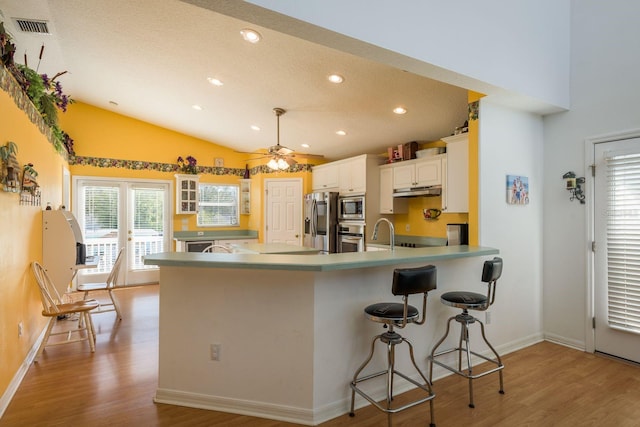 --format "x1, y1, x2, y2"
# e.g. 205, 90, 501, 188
0, 73, 67, 395
59, 102, 317, 239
